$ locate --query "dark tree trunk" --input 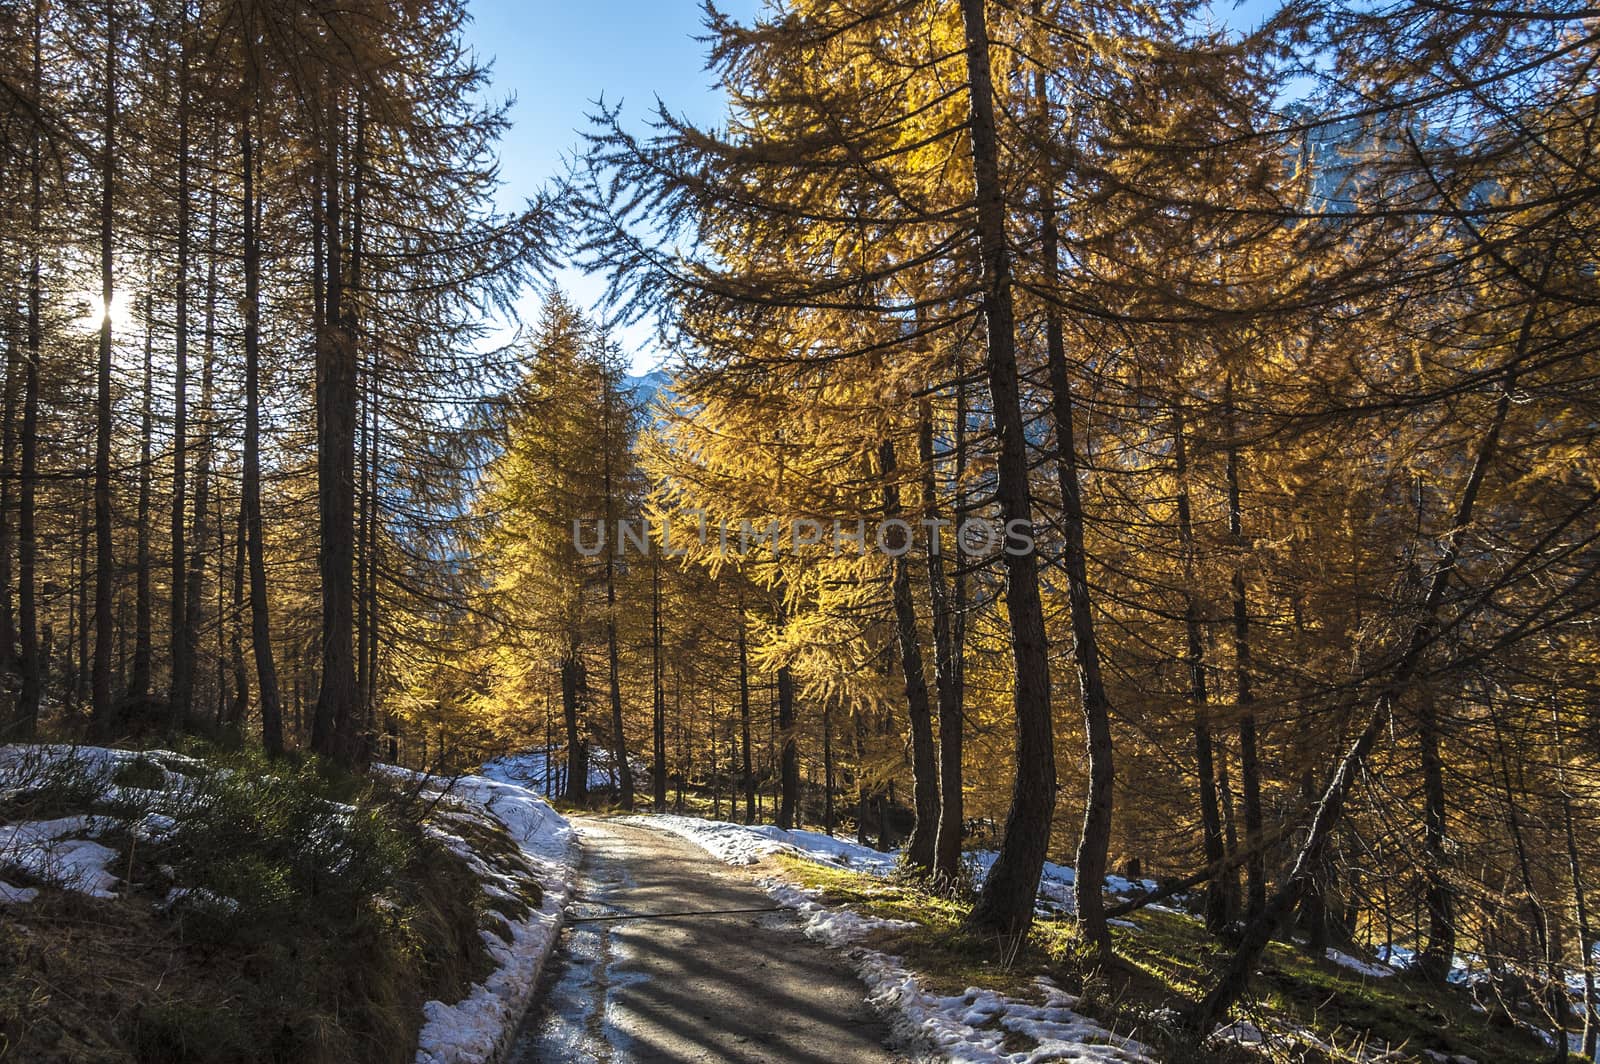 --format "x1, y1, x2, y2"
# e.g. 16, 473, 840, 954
959, 0, 1057, 940
739, 605, 755, 823
562, 644, 588, 803
240, 110, 283, 756
168, 1, 190, 722
228, 497, 248, 727
1224, 378, 1267, 920
776, 658, 798, 828
1034, 65, 1112, 953
600, 374, 633, 809
1555, 704, 1598, 1057
1174, 405, 1229, 933
90, 0, 118, 735
652, 555, 667, 811
16, 4, 42, 737
929, 386, 966, 884
311, 99, 358, 763
177, 176, 218, 728
823, 698, 836, 836
0, 278, 21, 719
882, 437, 939, 873
1416, 681, 1455, 982
130, 293, 153, 700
